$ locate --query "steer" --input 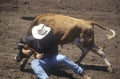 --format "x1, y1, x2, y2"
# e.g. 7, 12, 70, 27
15, 13, 115, 72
